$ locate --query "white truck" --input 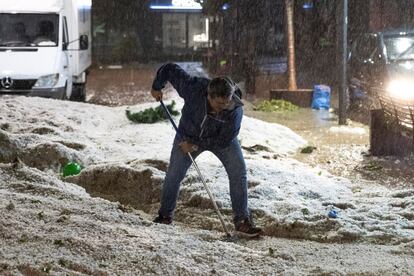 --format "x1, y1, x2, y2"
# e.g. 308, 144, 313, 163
0, 0, 92, 101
